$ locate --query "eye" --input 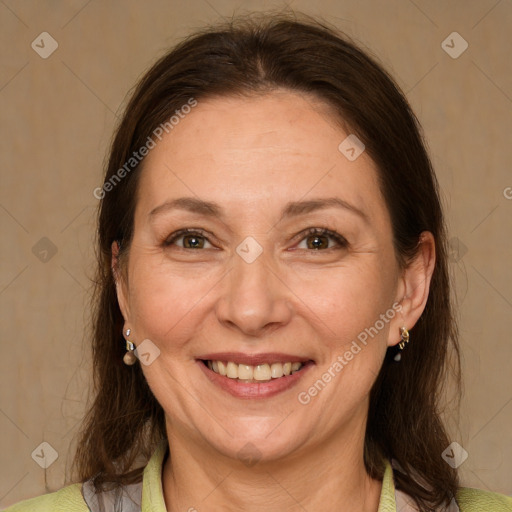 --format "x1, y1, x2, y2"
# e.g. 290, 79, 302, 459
295, 227, 348, 251
164, 228, 213, 249
163, 227, 348, 252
